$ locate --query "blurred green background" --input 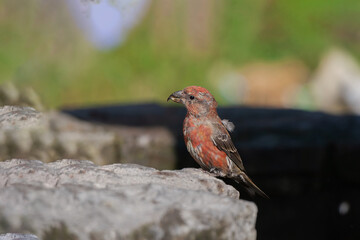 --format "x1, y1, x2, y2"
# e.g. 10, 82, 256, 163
1, 0, 359, 109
